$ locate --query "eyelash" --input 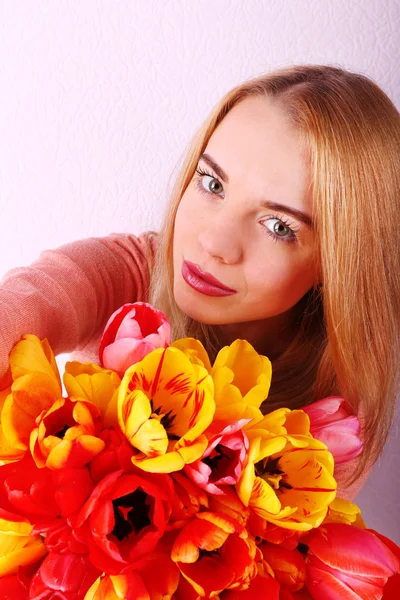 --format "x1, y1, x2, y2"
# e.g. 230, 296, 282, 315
194, 167, 299, 244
